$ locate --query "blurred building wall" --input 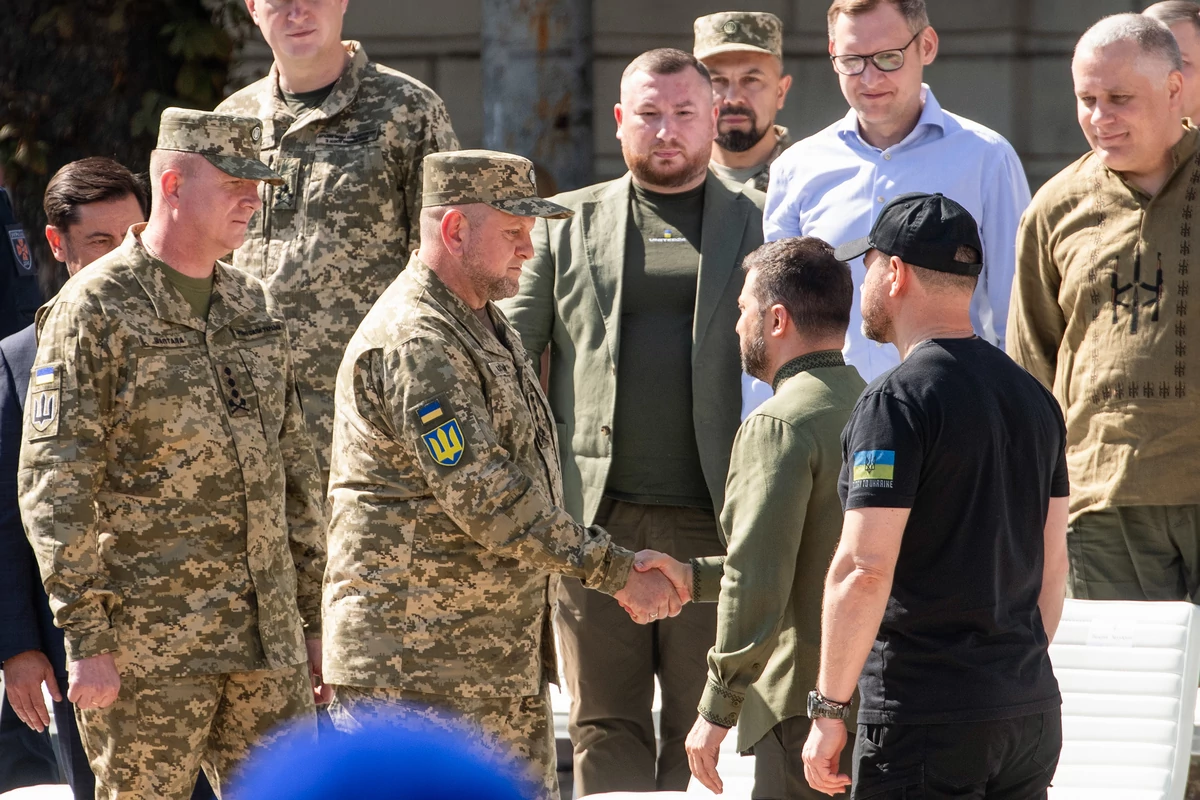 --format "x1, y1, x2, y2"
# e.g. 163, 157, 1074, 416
232, 0, 1153, 192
